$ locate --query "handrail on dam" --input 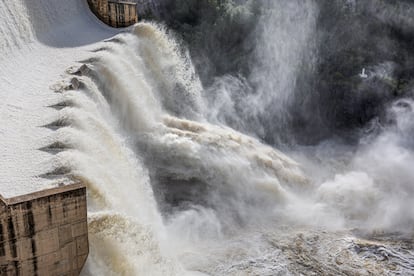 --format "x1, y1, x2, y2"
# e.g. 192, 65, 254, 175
0, 183, 88, 275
